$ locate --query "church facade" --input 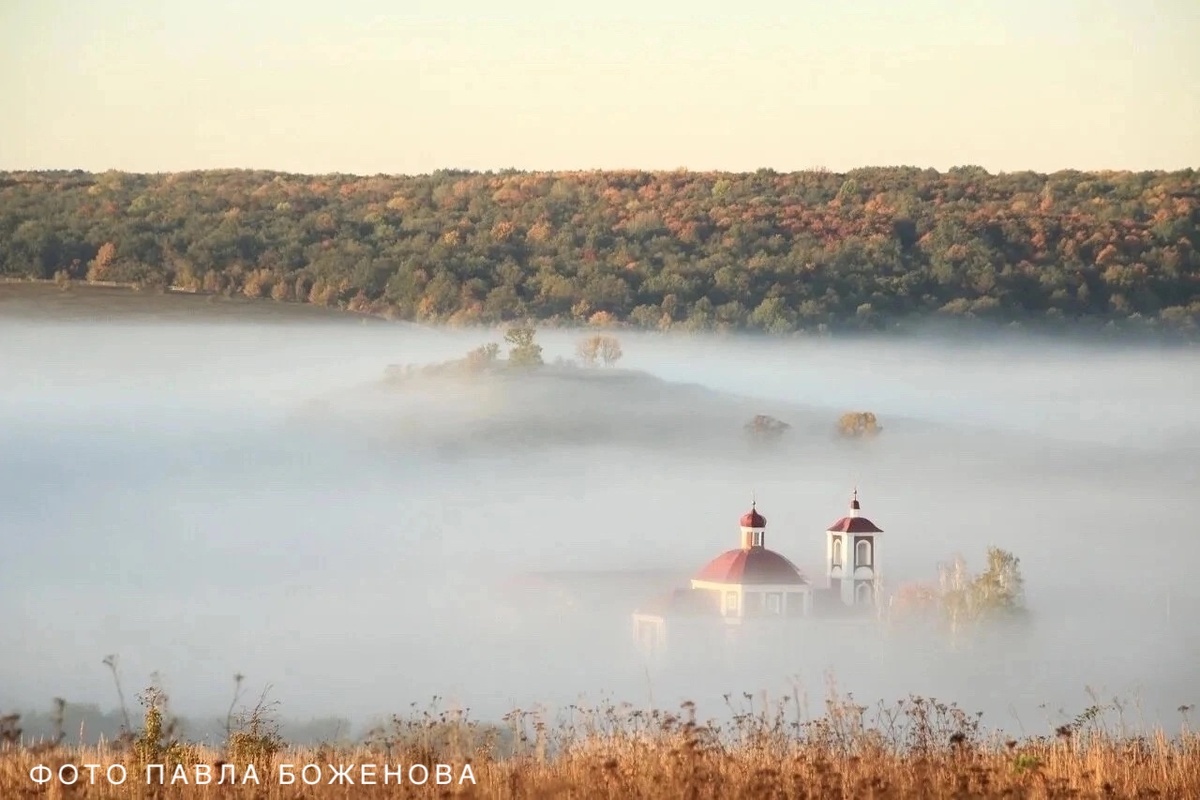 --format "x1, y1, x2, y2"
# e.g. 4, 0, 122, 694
632, 491, 885, 660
